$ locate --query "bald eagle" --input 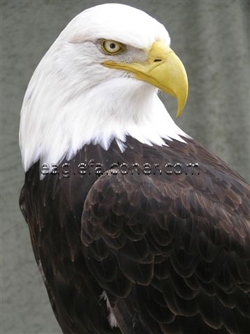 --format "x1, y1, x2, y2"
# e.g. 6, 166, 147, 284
19, 4, 250, 334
